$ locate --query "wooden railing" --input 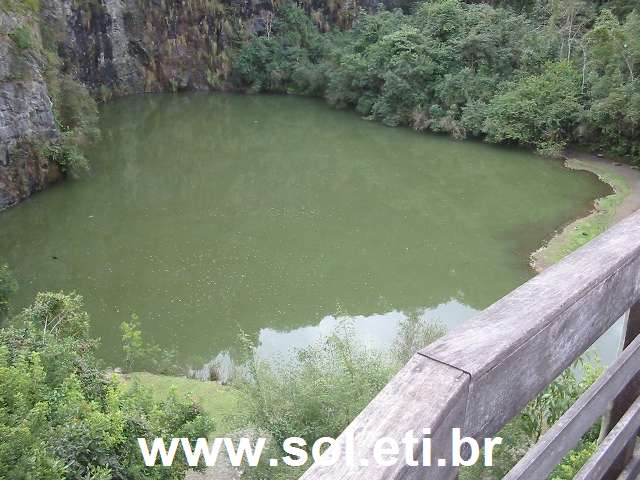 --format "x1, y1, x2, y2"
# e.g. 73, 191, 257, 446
302, 209, 640, 480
